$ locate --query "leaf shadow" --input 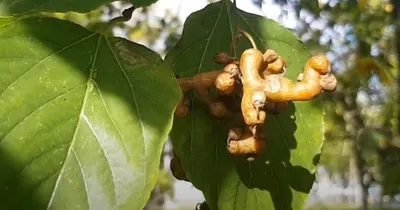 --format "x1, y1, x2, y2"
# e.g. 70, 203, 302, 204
0, 149, 47, 210
233, 102, 316, 209
0, 16, 180, 209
